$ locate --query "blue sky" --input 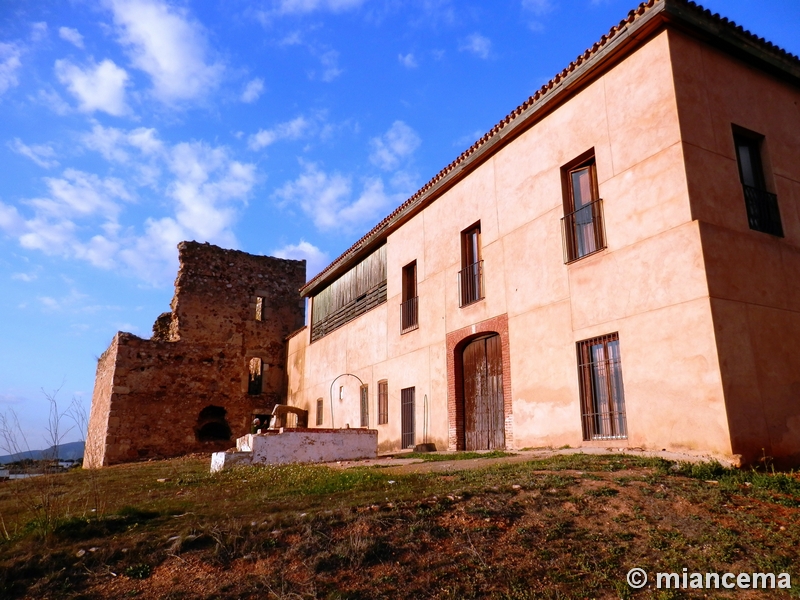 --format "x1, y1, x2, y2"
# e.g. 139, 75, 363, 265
1, 0, 798, 447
